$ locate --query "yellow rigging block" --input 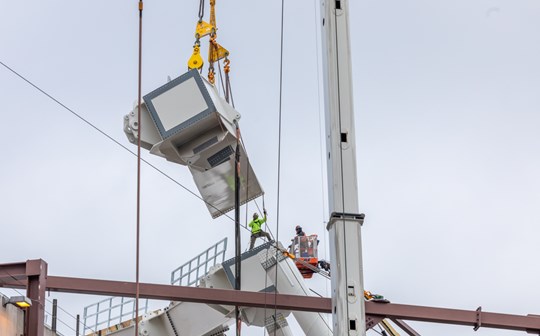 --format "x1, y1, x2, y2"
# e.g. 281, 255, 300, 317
209, 41, 229, 63
187, 0, 230, 82
188, 44, 204, 70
